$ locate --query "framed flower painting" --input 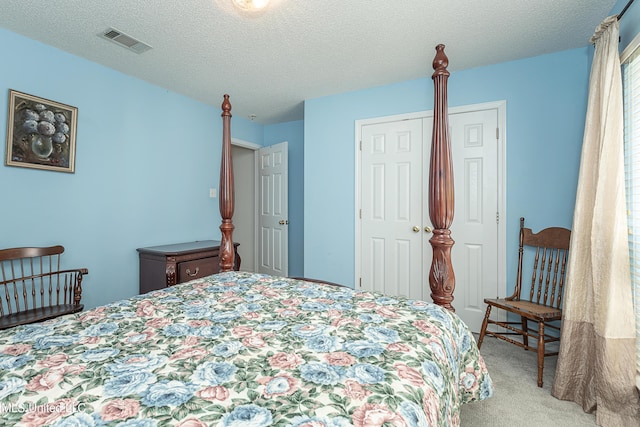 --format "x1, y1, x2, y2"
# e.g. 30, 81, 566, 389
5, 90, 78, 173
